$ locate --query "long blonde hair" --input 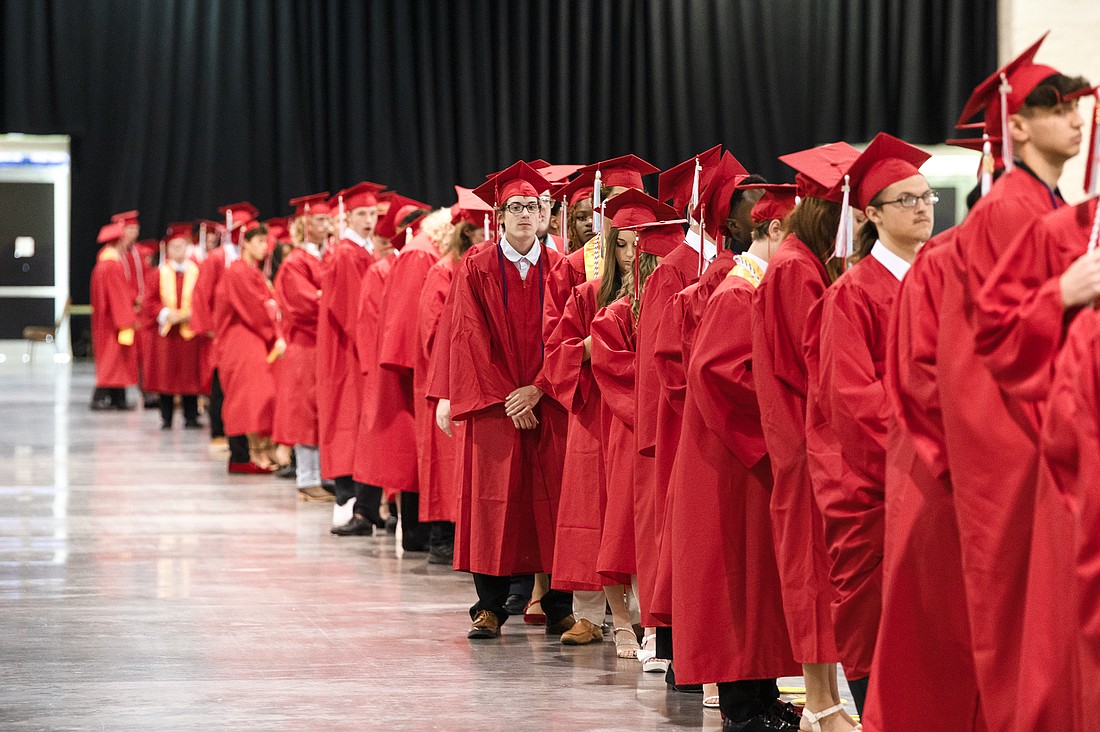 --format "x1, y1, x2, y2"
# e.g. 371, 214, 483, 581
631, 252, 660, 320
